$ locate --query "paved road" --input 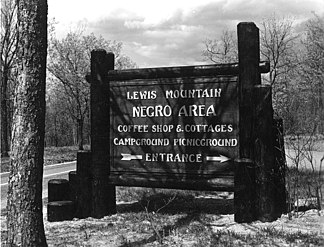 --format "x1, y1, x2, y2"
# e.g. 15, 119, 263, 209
1, 161, 76, 212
